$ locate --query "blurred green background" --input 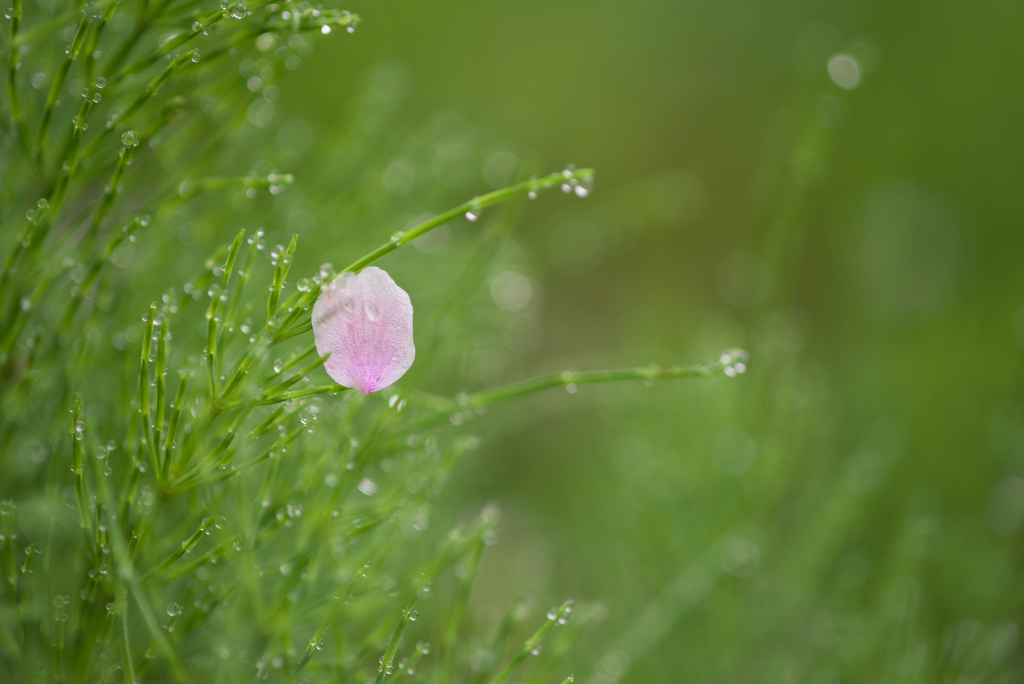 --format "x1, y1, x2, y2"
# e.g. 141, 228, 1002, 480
250, 0, 1024, 679
8, 0, 1024, 679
